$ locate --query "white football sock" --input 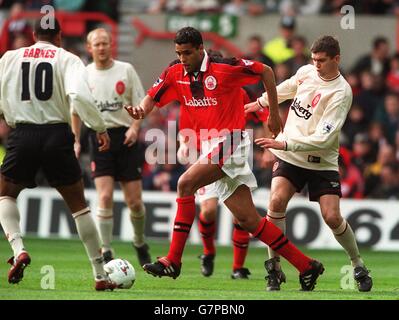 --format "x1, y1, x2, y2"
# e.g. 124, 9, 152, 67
97, 207, 113, 252
0, 196, 25, 257
73, 208, 106, 278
